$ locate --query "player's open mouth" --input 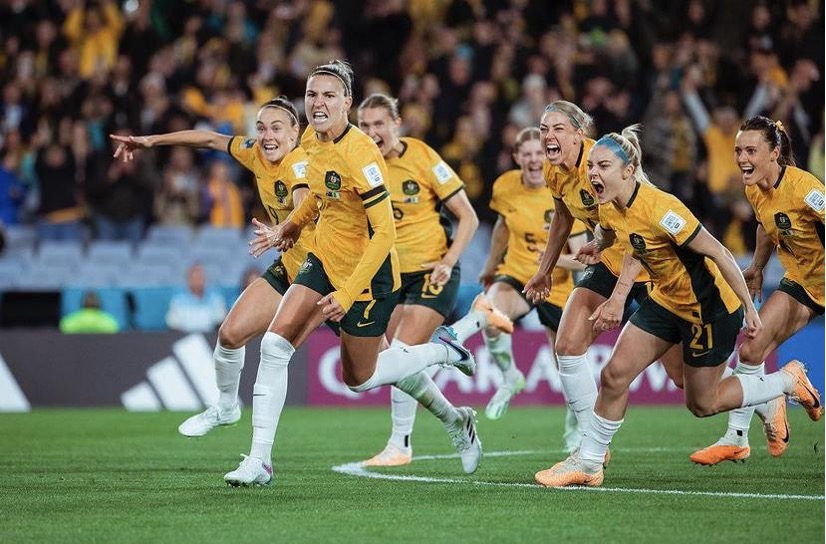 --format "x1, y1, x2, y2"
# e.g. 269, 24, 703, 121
527, 163, 542, 173
312, 112, 329, 122
740, 165, 754, 176
373, 137, 384, 148
591, 180, 604, 194
263, 143, 278, 152
546, 144, 560, 156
